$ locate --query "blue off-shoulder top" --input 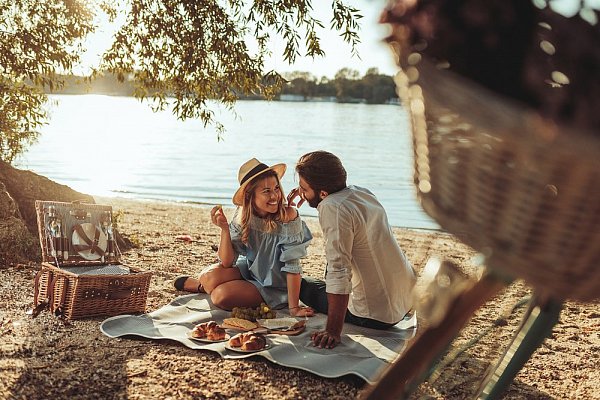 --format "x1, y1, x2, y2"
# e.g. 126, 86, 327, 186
229, 210, 313, 309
